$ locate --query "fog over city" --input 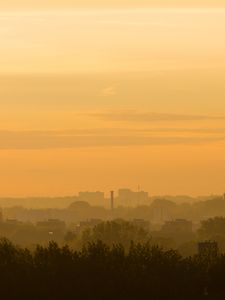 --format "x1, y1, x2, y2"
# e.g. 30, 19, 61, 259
1, 0, 225, 299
